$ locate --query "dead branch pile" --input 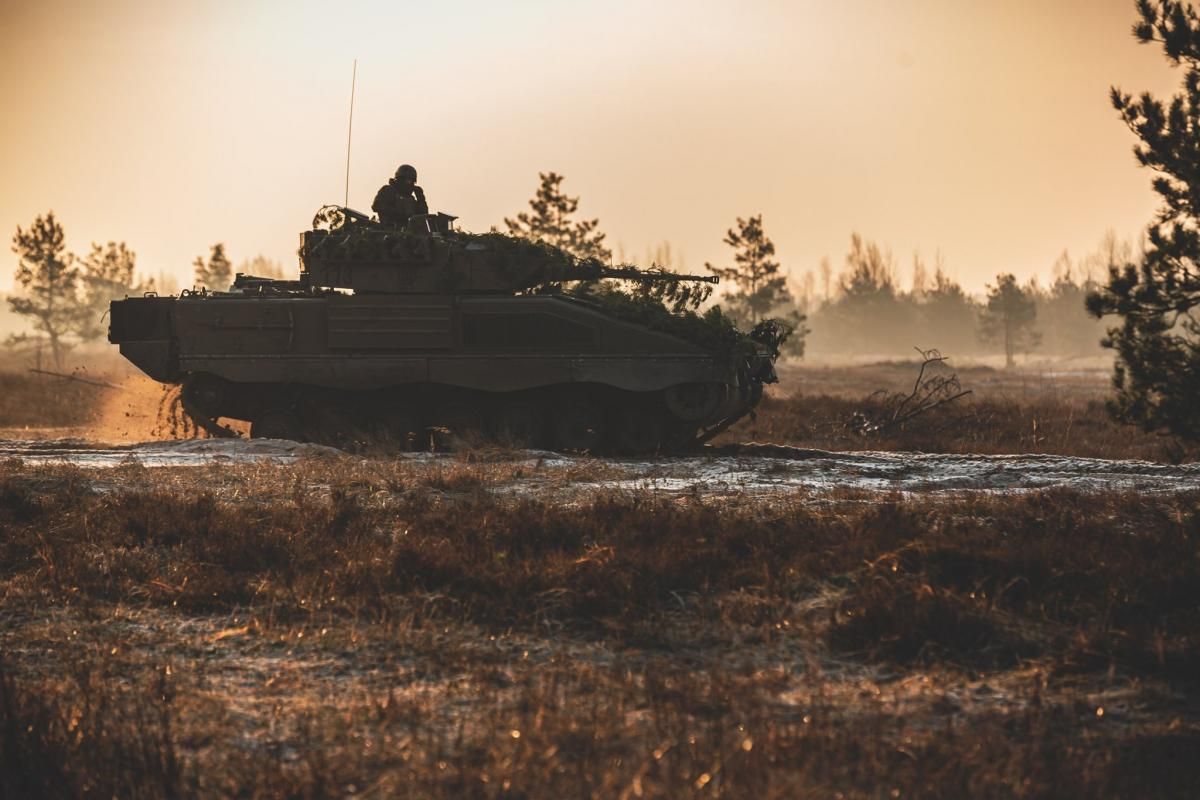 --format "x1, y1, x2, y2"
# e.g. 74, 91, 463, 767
847, 347, 973, 436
